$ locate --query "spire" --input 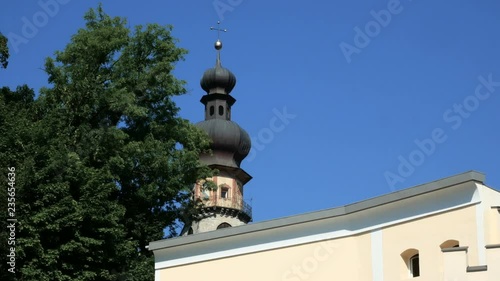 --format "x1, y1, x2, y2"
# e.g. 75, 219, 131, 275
181, 20, 253, 236
210, 21, 226, 66
200, 21, 236, 95
197, 20, 250, 167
